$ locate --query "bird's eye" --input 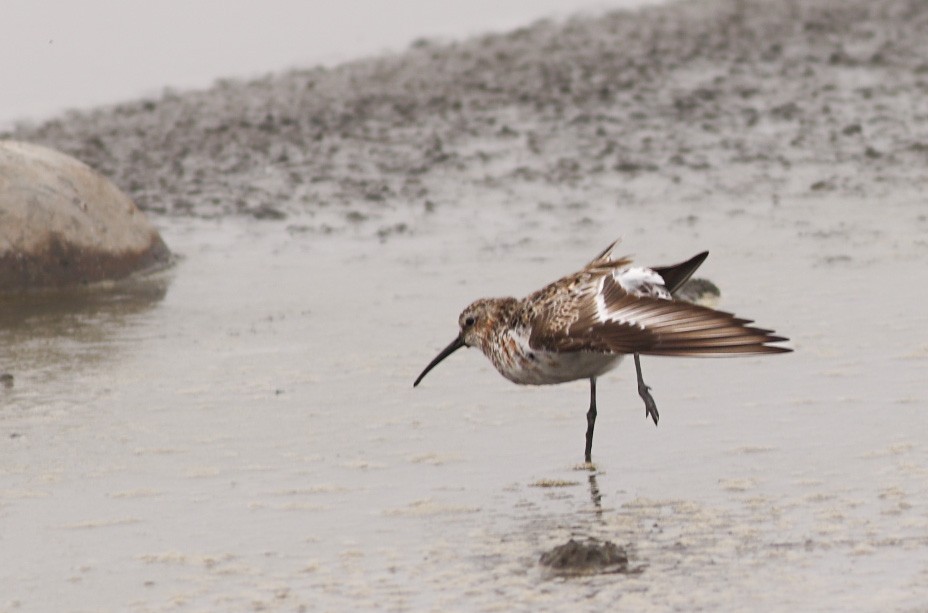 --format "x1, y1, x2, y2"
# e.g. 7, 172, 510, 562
464, 316, 476, 327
